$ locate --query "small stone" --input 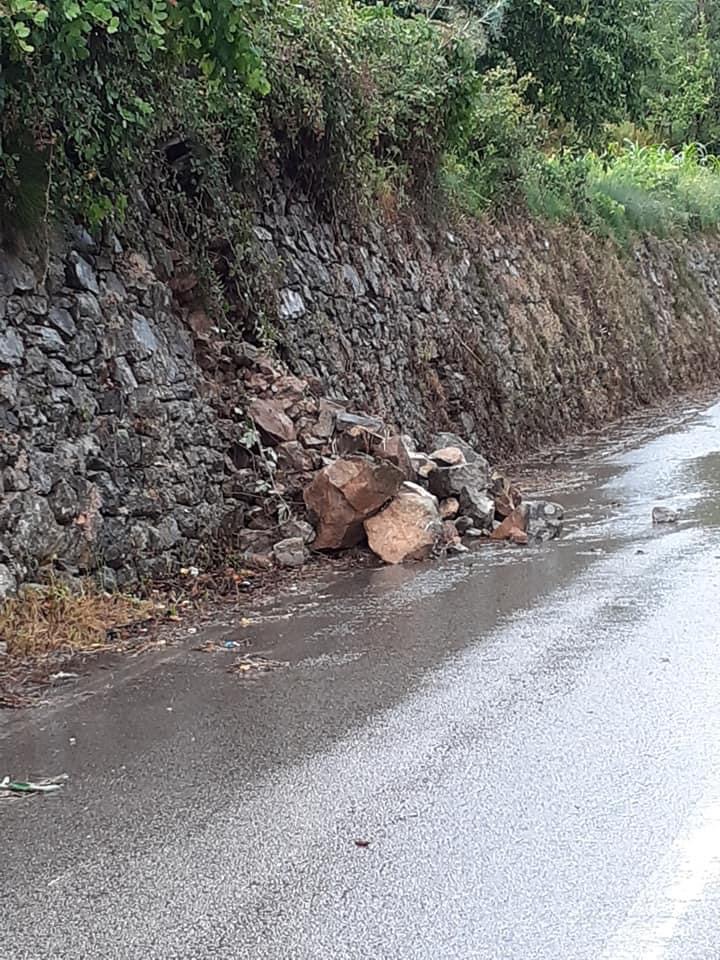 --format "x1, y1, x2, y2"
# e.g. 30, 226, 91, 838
335, 411, 385, 435
66, 251, 100, 295
249, 398, 296, 444
440, 497, 460, 520
430, 432, 483, 465
273, 536, 306, 568
47, 358, 74, 387
34, 327, 65, 354
448, 542, 470, 555
0, 563, 16, 598
48, 306, 77, 339
430, 447, 466, 467
278, 288, 306, 319
0, 330, 25, 367
652, 506, 679, 524
0, 252, 35, 294
526, 501, 565, 541
464, 527, 486, 539
280, 519, 315, 544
